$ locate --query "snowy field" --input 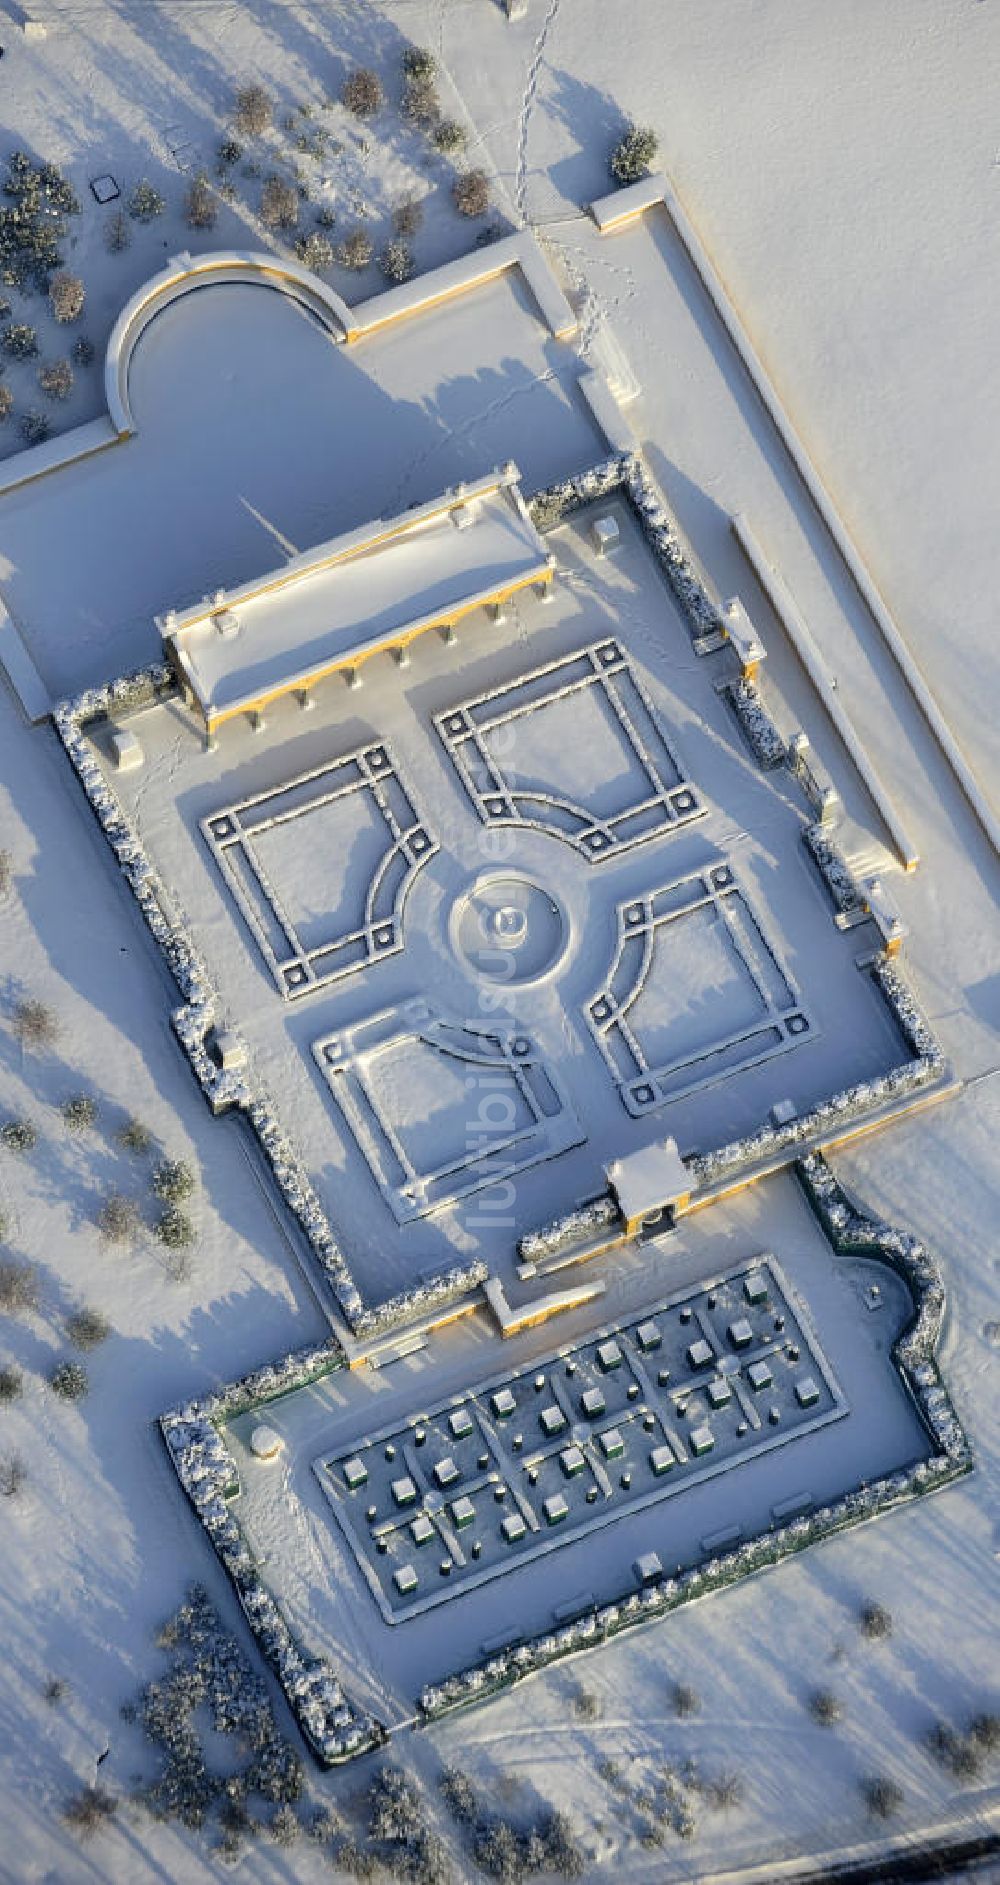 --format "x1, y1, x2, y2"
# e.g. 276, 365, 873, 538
0, 2, 998, 1882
